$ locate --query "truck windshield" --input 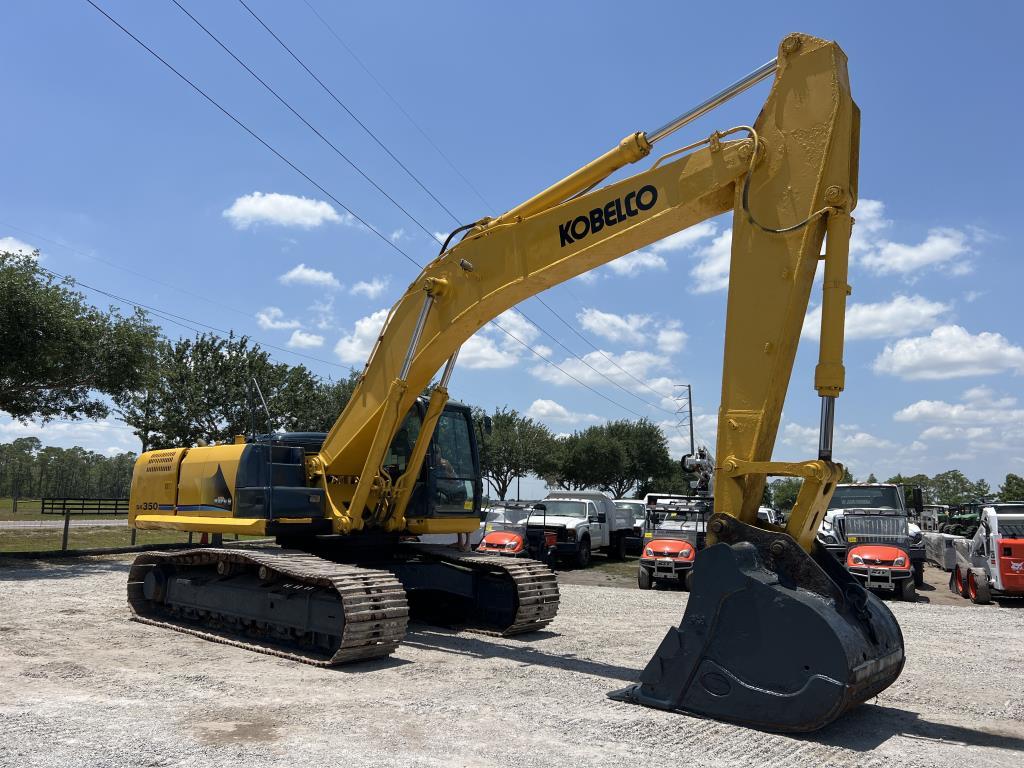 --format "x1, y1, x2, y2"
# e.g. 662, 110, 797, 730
615, 501, 645, 521
535, 501, 588, 518
829, 486, 901, 511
